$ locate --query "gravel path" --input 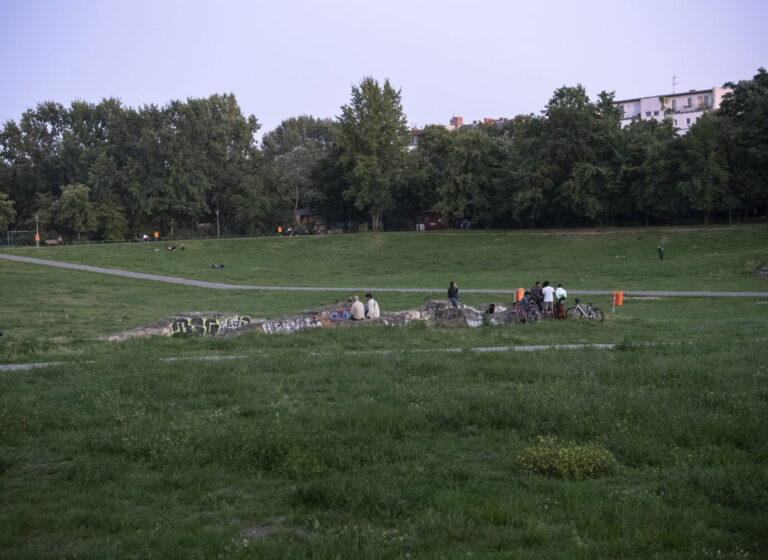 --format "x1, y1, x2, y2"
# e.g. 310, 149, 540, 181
3, 253, 767, 297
